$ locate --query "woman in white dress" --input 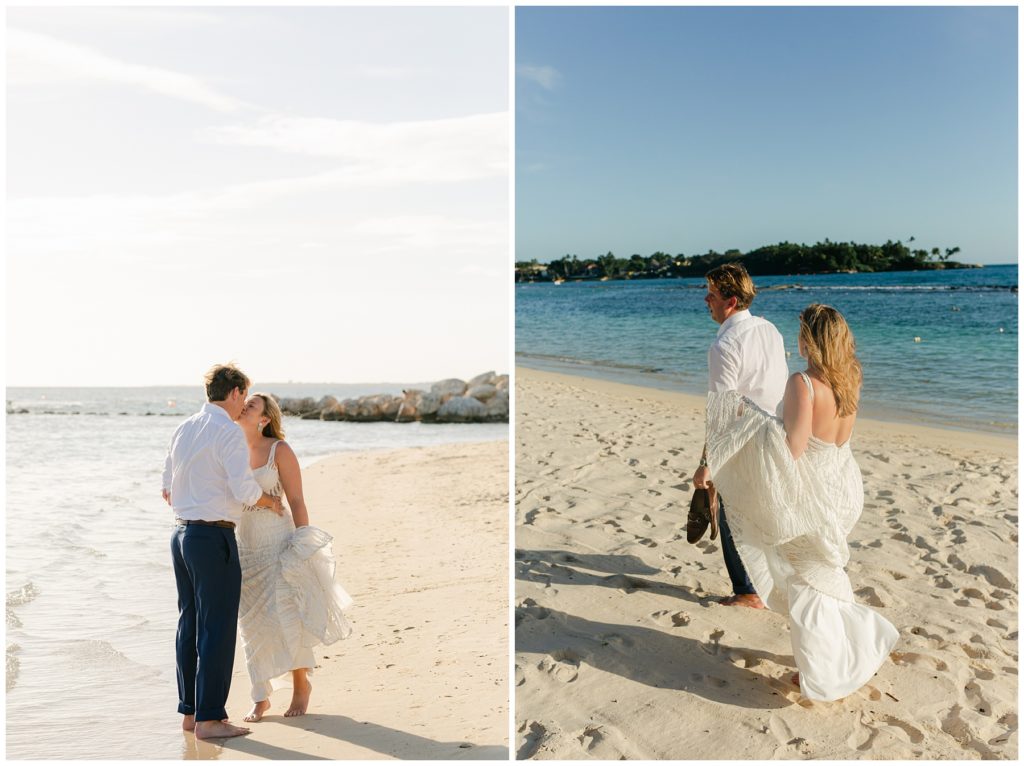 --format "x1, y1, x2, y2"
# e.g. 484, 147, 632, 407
235, 393, 353, 722
705, 303, 898, 701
